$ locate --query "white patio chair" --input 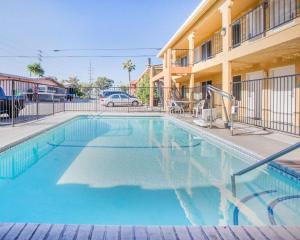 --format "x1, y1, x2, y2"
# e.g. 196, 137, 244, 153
168, 100, 184, 114
192, 100, 205, 118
